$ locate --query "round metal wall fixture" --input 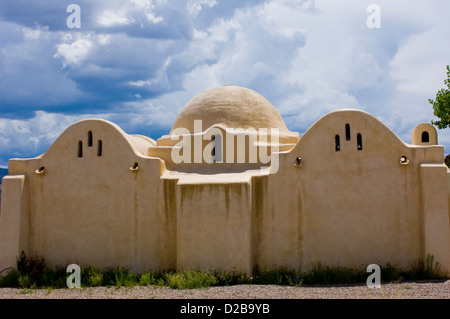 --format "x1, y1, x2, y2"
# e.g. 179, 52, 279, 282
400, 156, 409, 165
130, 162, 139, 172
35, 167, 46, 175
